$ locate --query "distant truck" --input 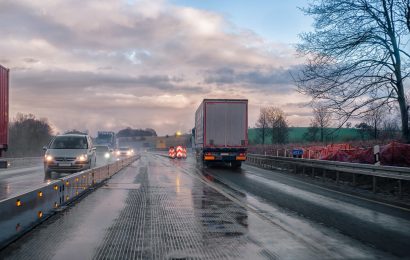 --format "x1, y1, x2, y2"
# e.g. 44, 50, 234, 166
94, 131, 116, 149
194, 99, 248, 168
0, 65, 9, 168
